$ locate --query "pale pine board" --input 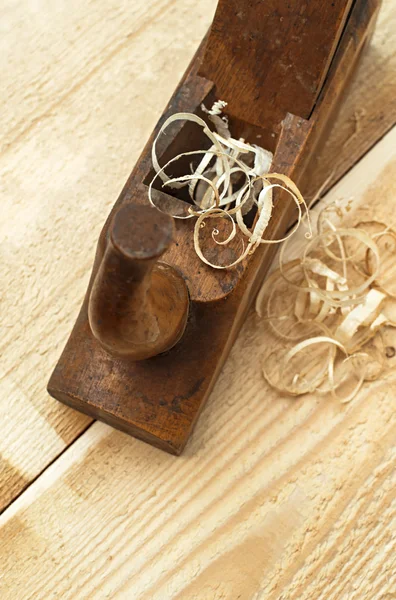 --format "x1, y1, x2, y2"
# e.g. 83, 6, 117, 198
0, 0, 395, 513
0, 128, 395, 600
0, 0, 217, 511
